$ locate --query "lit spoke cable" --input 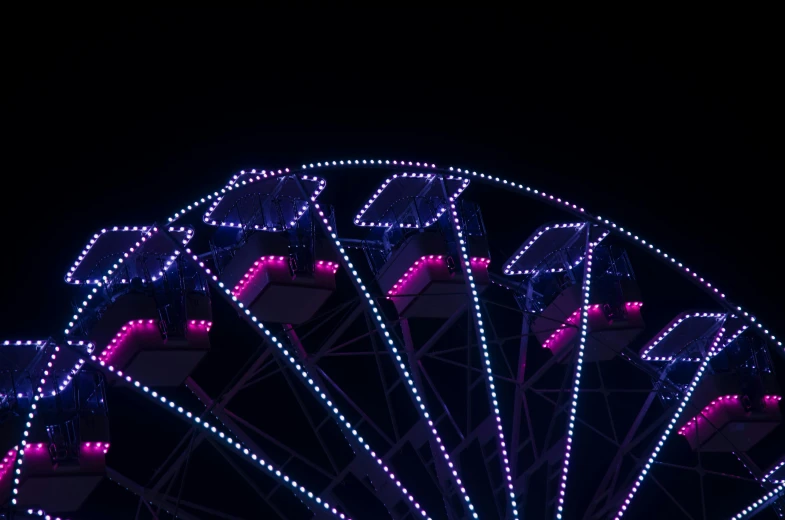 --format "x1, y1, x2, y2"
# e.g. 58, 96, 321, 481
311, 200, 480, 518
730, 482, 785, 519
449, 202, 519, 518
8, 342, 70, 520
552, 226, 594, 519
